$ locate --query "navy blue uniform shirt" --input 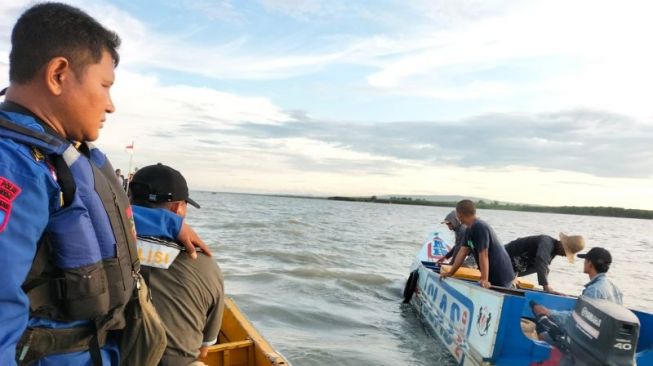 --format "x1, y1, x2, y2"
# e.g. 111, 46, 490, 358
463, 219, 515, 287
